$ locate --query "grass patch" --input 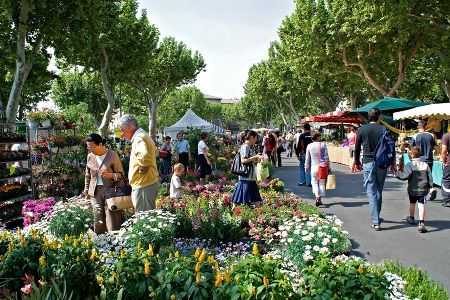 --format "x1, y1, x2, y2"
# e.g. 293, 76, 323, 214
383, 261, 448, 300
